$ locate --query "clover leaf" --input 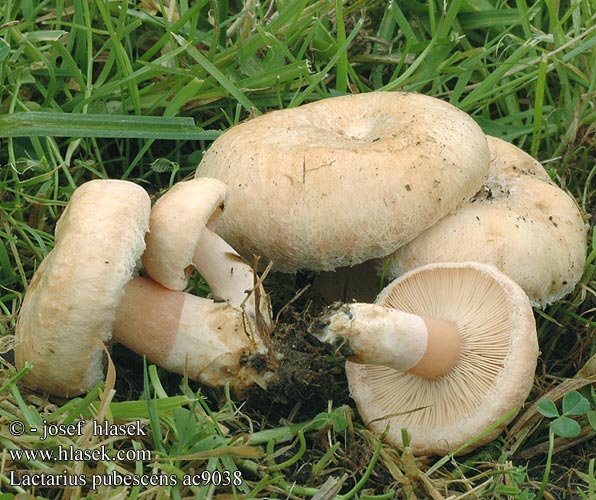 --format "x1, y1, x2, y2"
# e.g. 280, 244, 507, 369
537, 391, 592, 439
